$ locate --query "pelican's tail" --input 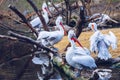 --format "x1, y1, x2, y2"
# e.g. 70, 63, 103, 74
98, 51, 112, 60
